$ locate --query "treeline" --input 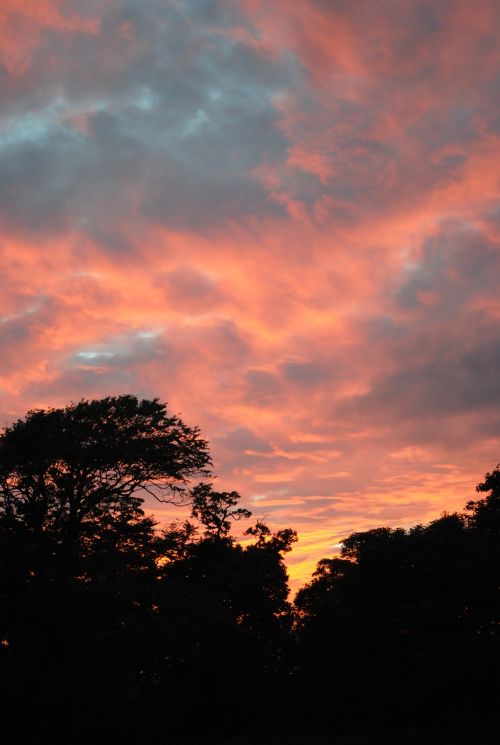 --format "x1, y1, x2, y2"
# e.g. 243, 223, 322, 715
0, 396, 499, 743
